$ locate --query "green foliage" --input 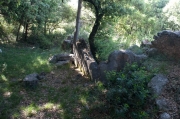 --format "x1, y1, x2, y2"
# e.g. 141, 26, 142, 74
0, 0, 75, 48
105, 63, 152, 119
